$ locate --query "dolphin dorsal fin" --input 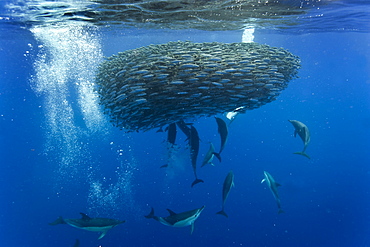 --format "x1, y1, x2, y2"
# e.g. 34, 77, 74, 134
79, 213, 91, 221
166, 209, 177, 216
